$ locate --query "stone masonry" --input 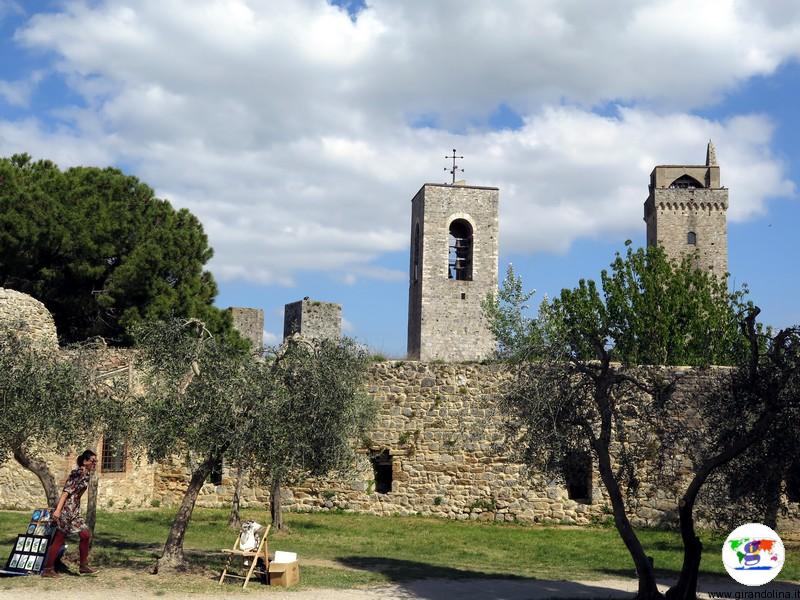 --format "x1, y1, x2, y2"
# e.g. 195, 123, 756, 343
407, 183, 499, 362
6, 354, 796, 532
0, 287, 59, 350
644, 142, 728, 276
227, 306, 264, 349
283, 298, 342, 341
